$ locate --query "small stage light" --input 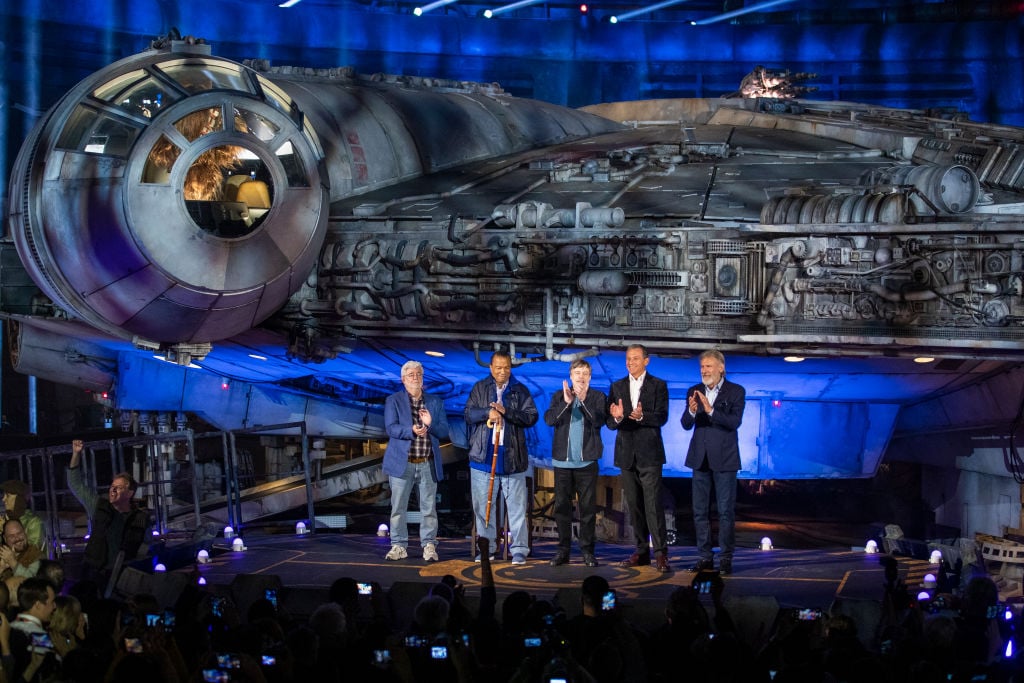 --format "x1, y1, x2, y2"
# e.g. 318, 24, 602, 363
224, 525, 234, 538
916, 590, 931, 601
154, 563, 167, 572
197, 549, 210, 563
295, 521, 308, 535
864, 540, 879, 553
923, 573, 937, 589
198, 577, 207, 586
232, 537, 246, 551
377, 523, 389, 536
220, 378, 231, 390
929, 549, 942, 564
760, 536, 773, 551
579, 3, 587, 11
